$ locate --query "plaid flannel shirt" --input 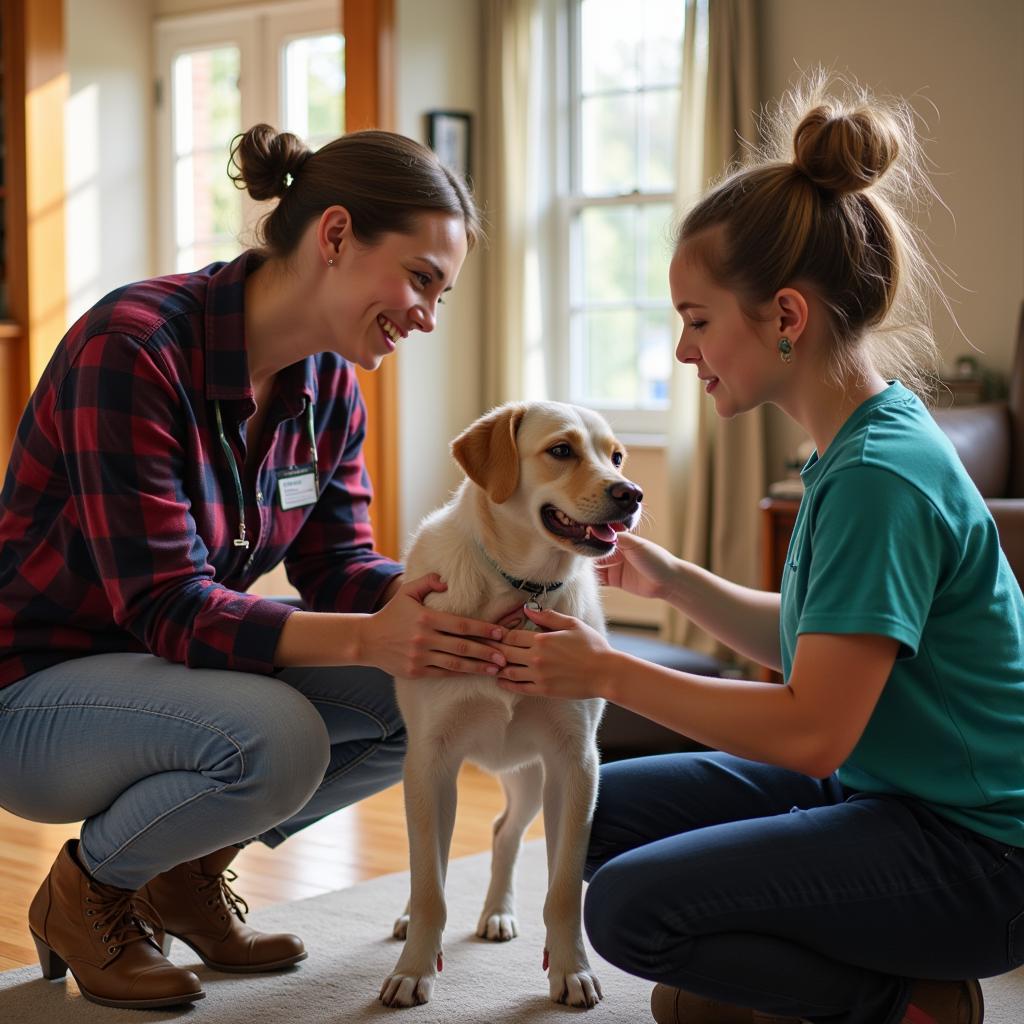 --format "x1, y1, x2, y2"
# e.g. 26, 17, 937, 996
0, 251, 403, 688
